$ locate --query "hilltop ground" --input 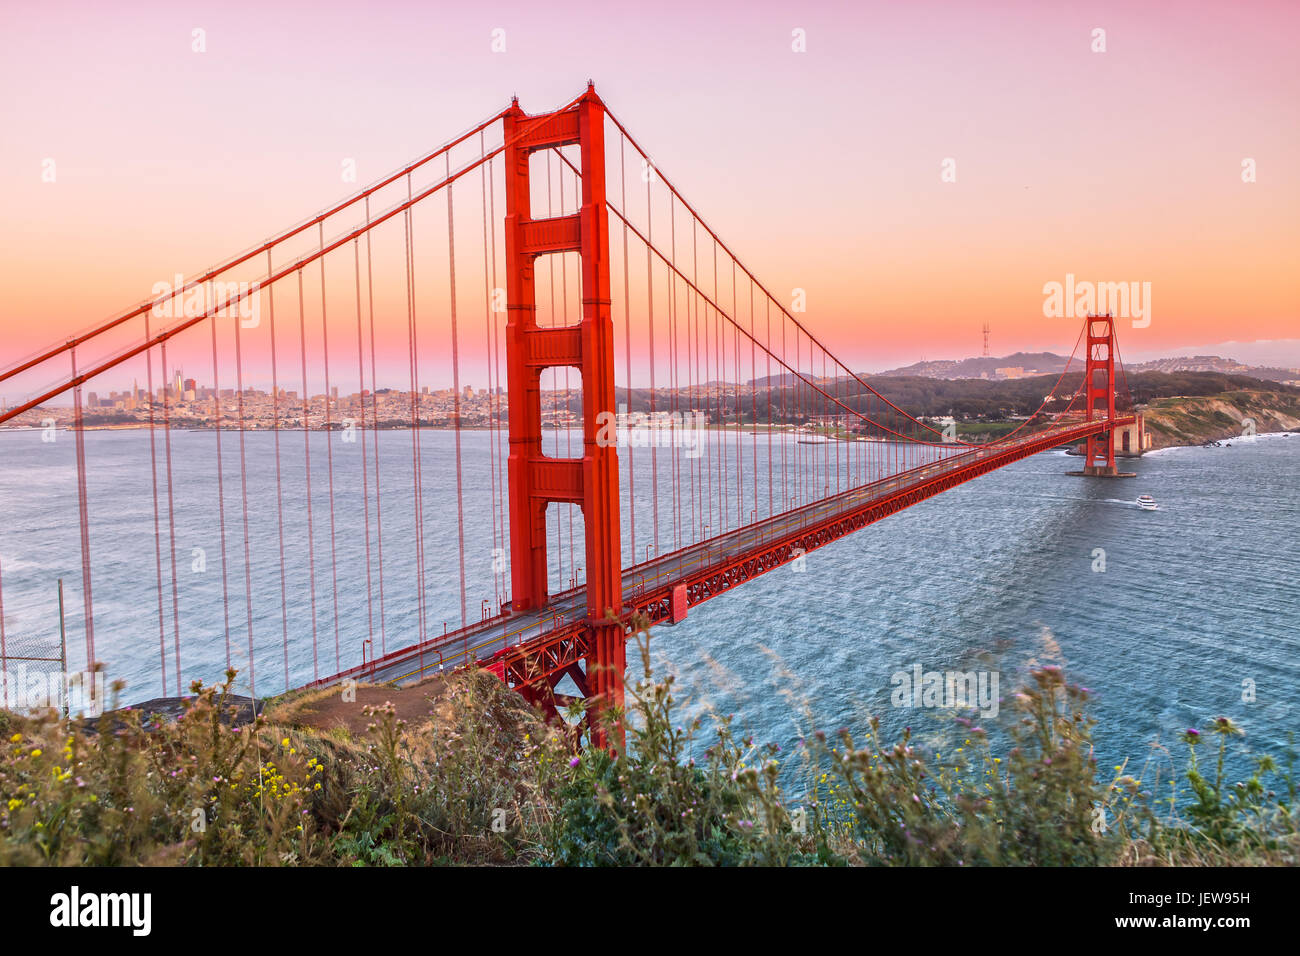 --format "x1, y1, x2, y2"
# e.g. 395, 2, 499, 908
262, 677, 449, 738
